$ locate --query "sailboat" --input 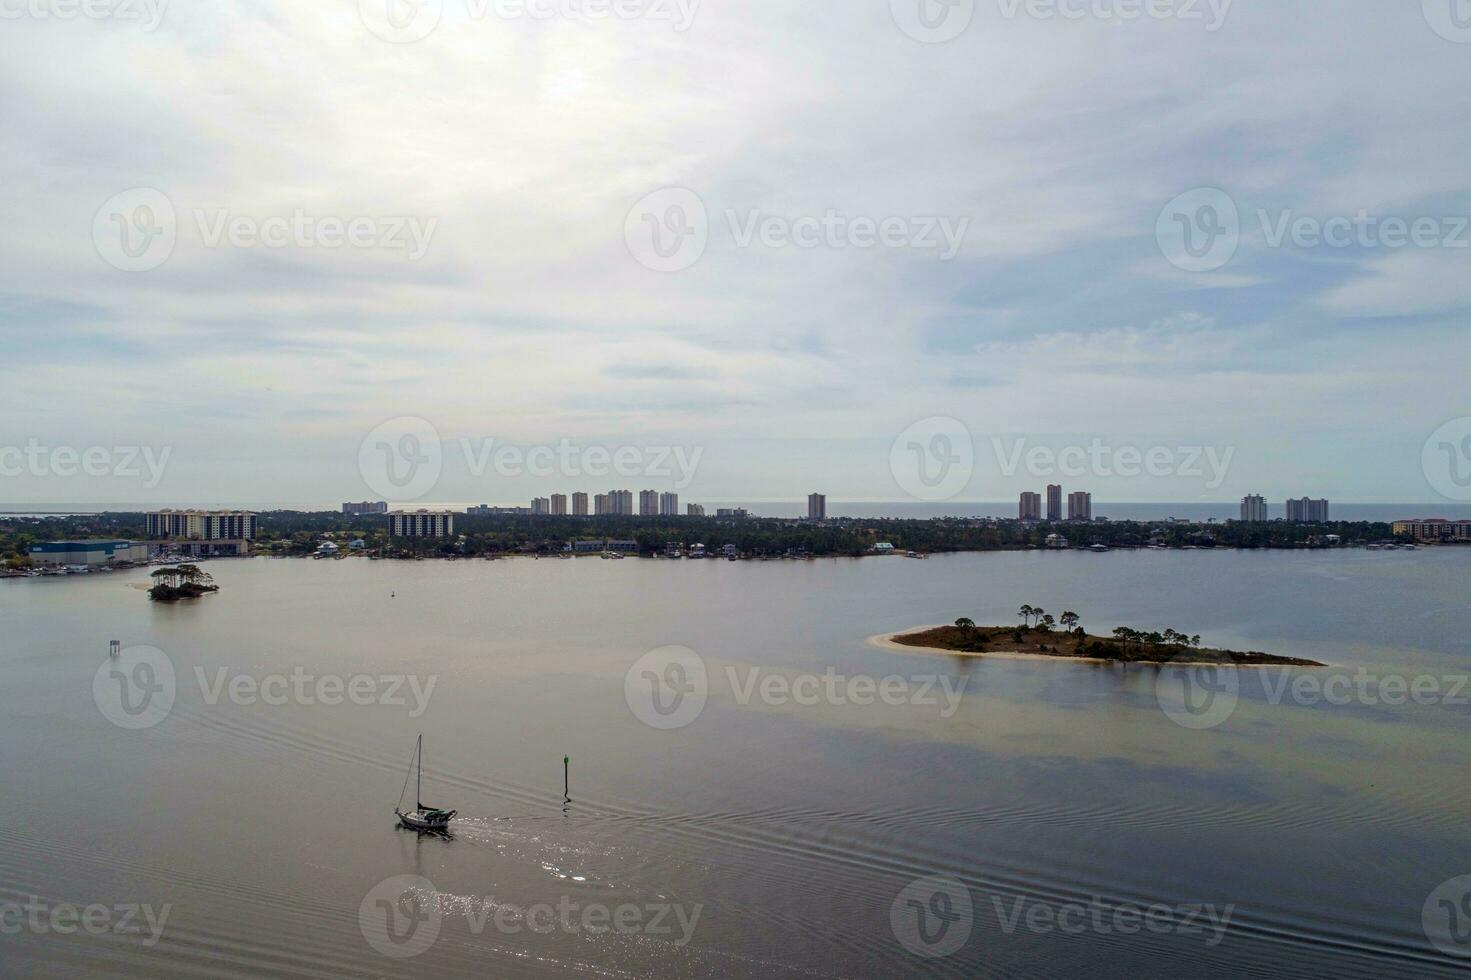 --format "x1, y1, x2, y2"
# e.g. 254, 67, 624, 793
394, 734, 457, 832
